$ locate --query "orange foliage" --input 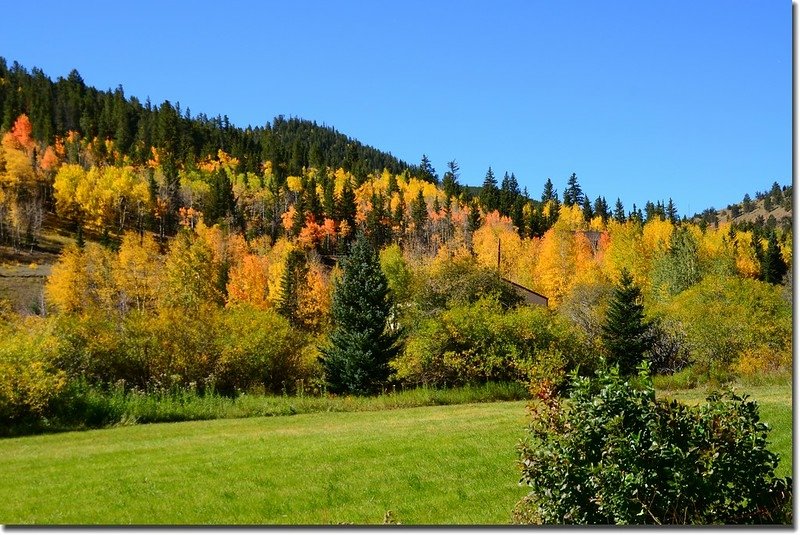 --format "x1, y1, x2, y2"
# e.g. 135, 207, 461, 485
9, 114, 34, 152
40, 146, 59, 172
227, 253, 271, 309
